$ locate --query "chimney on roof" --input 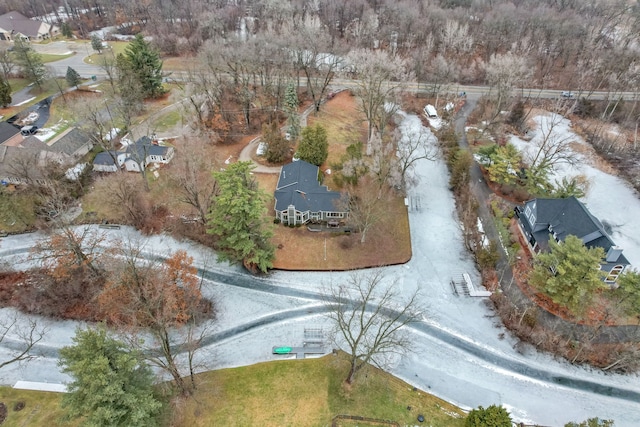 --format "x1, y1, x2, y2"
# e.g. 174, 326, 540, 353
606, 246, 623, 263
